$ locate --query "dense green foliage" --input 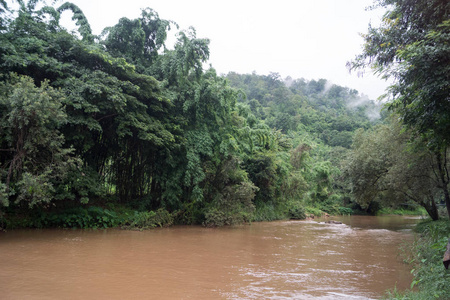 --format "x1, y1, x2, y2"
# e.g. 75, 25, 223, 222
0, 1, 383, 228
345, 116, 447, 220
226, 72, 380, 148
1, 2, 448, 299
225, 72, 382, 215
385, 219, 450, 300
349, 0, 450, 219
